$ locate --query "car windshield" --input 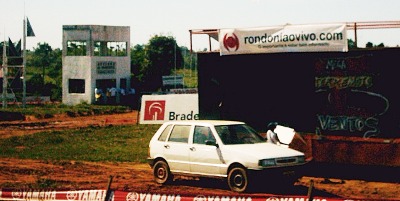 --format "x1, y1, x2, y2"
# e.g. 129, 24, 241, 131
215, 124, 265, 145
